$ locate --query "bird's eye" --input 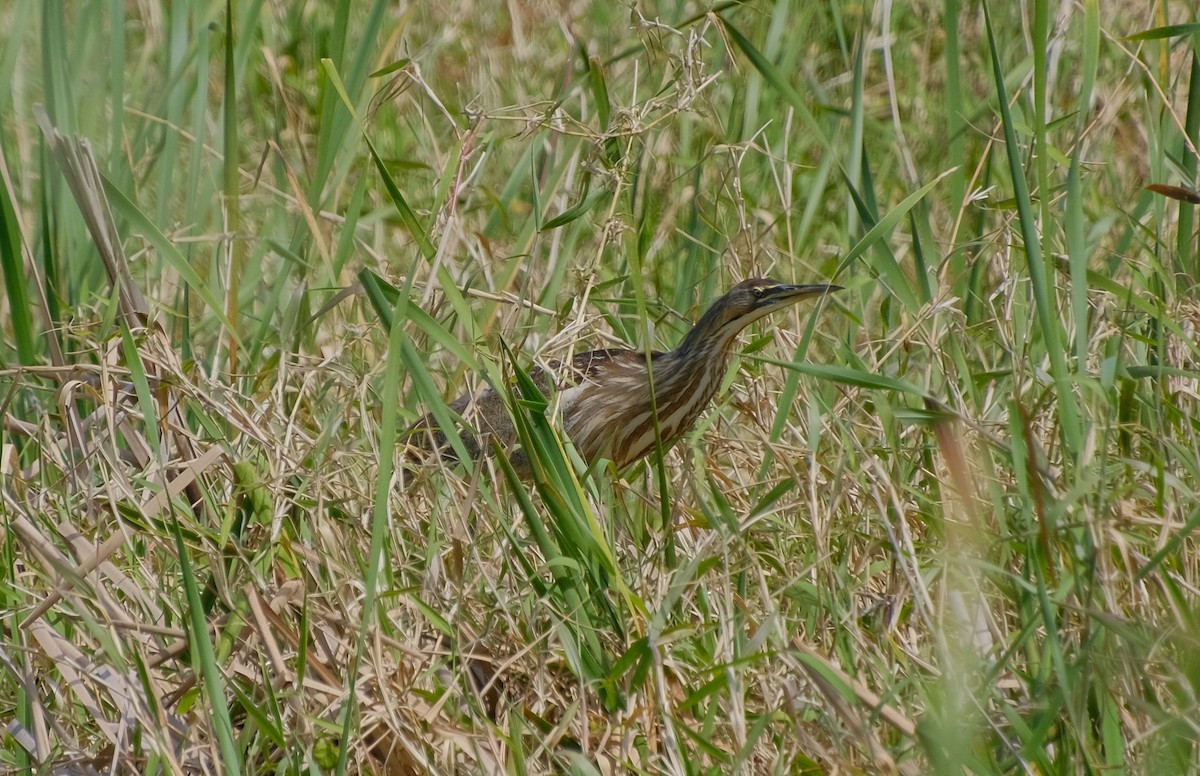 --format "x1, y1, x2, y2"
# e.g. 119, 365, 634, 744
752, 287, 765, 298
